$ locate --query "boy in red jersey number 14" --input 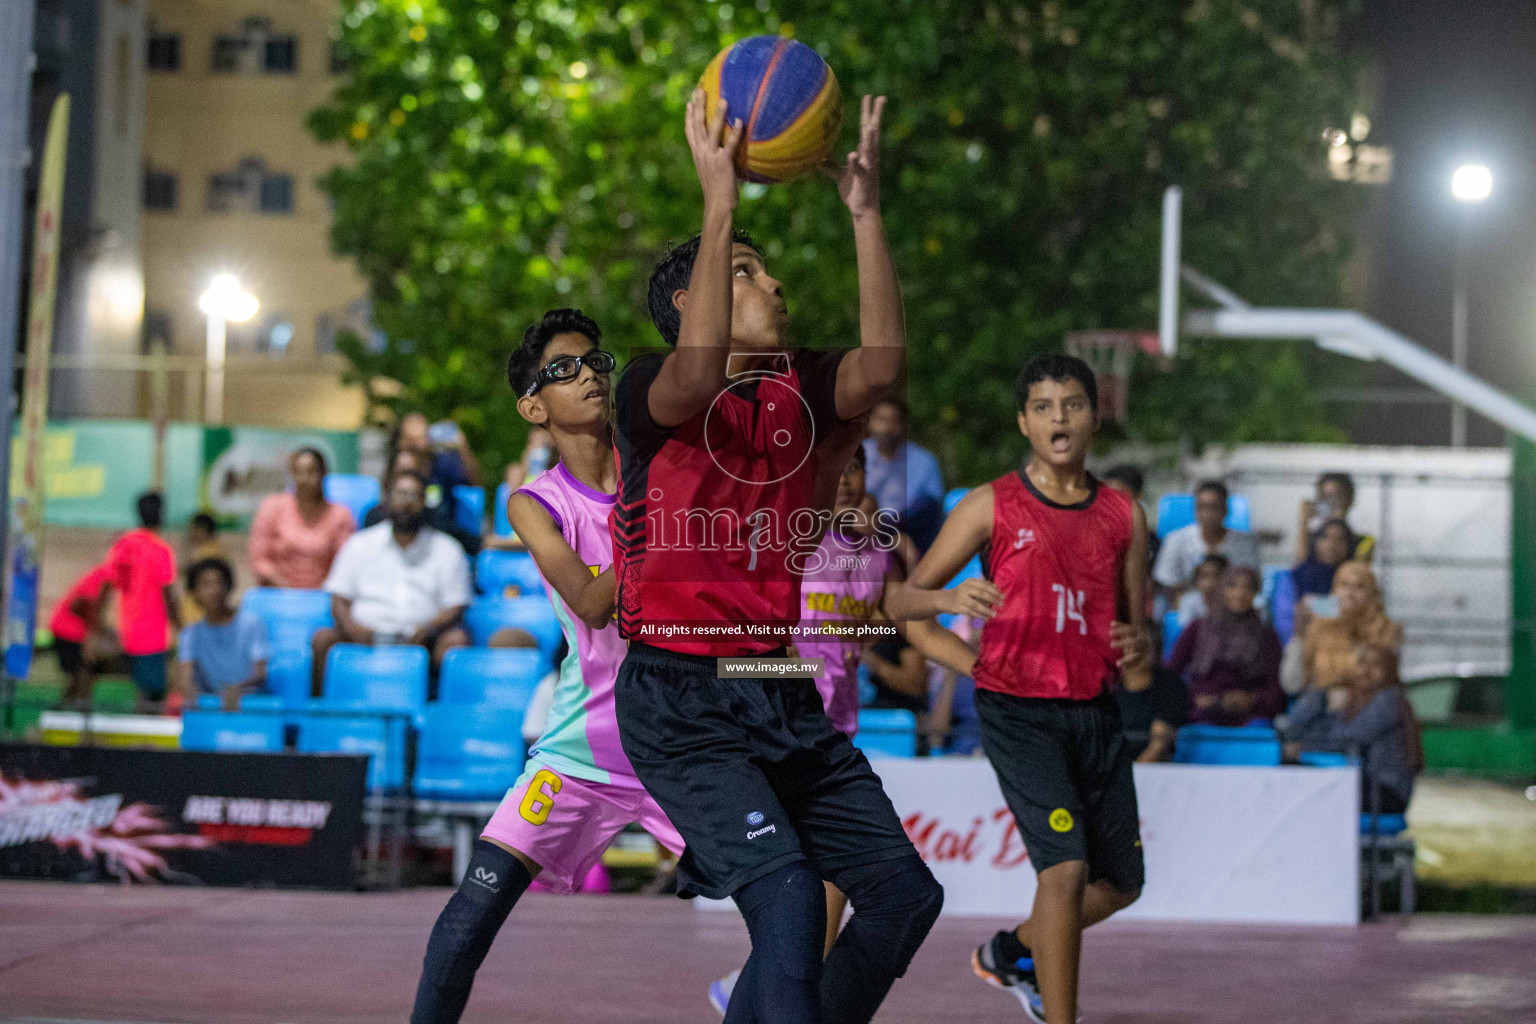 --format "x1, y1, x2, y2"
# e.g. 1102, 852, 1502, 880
886, 353, 1152, 1024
